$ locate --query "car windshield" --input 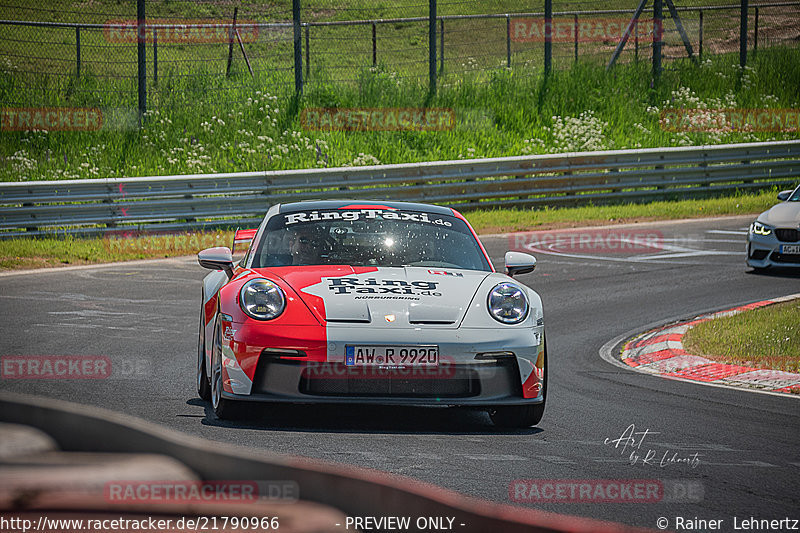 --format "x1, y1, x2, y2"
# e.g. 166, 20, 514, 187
790, 187, 800, 201
252, 207, 492, 271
